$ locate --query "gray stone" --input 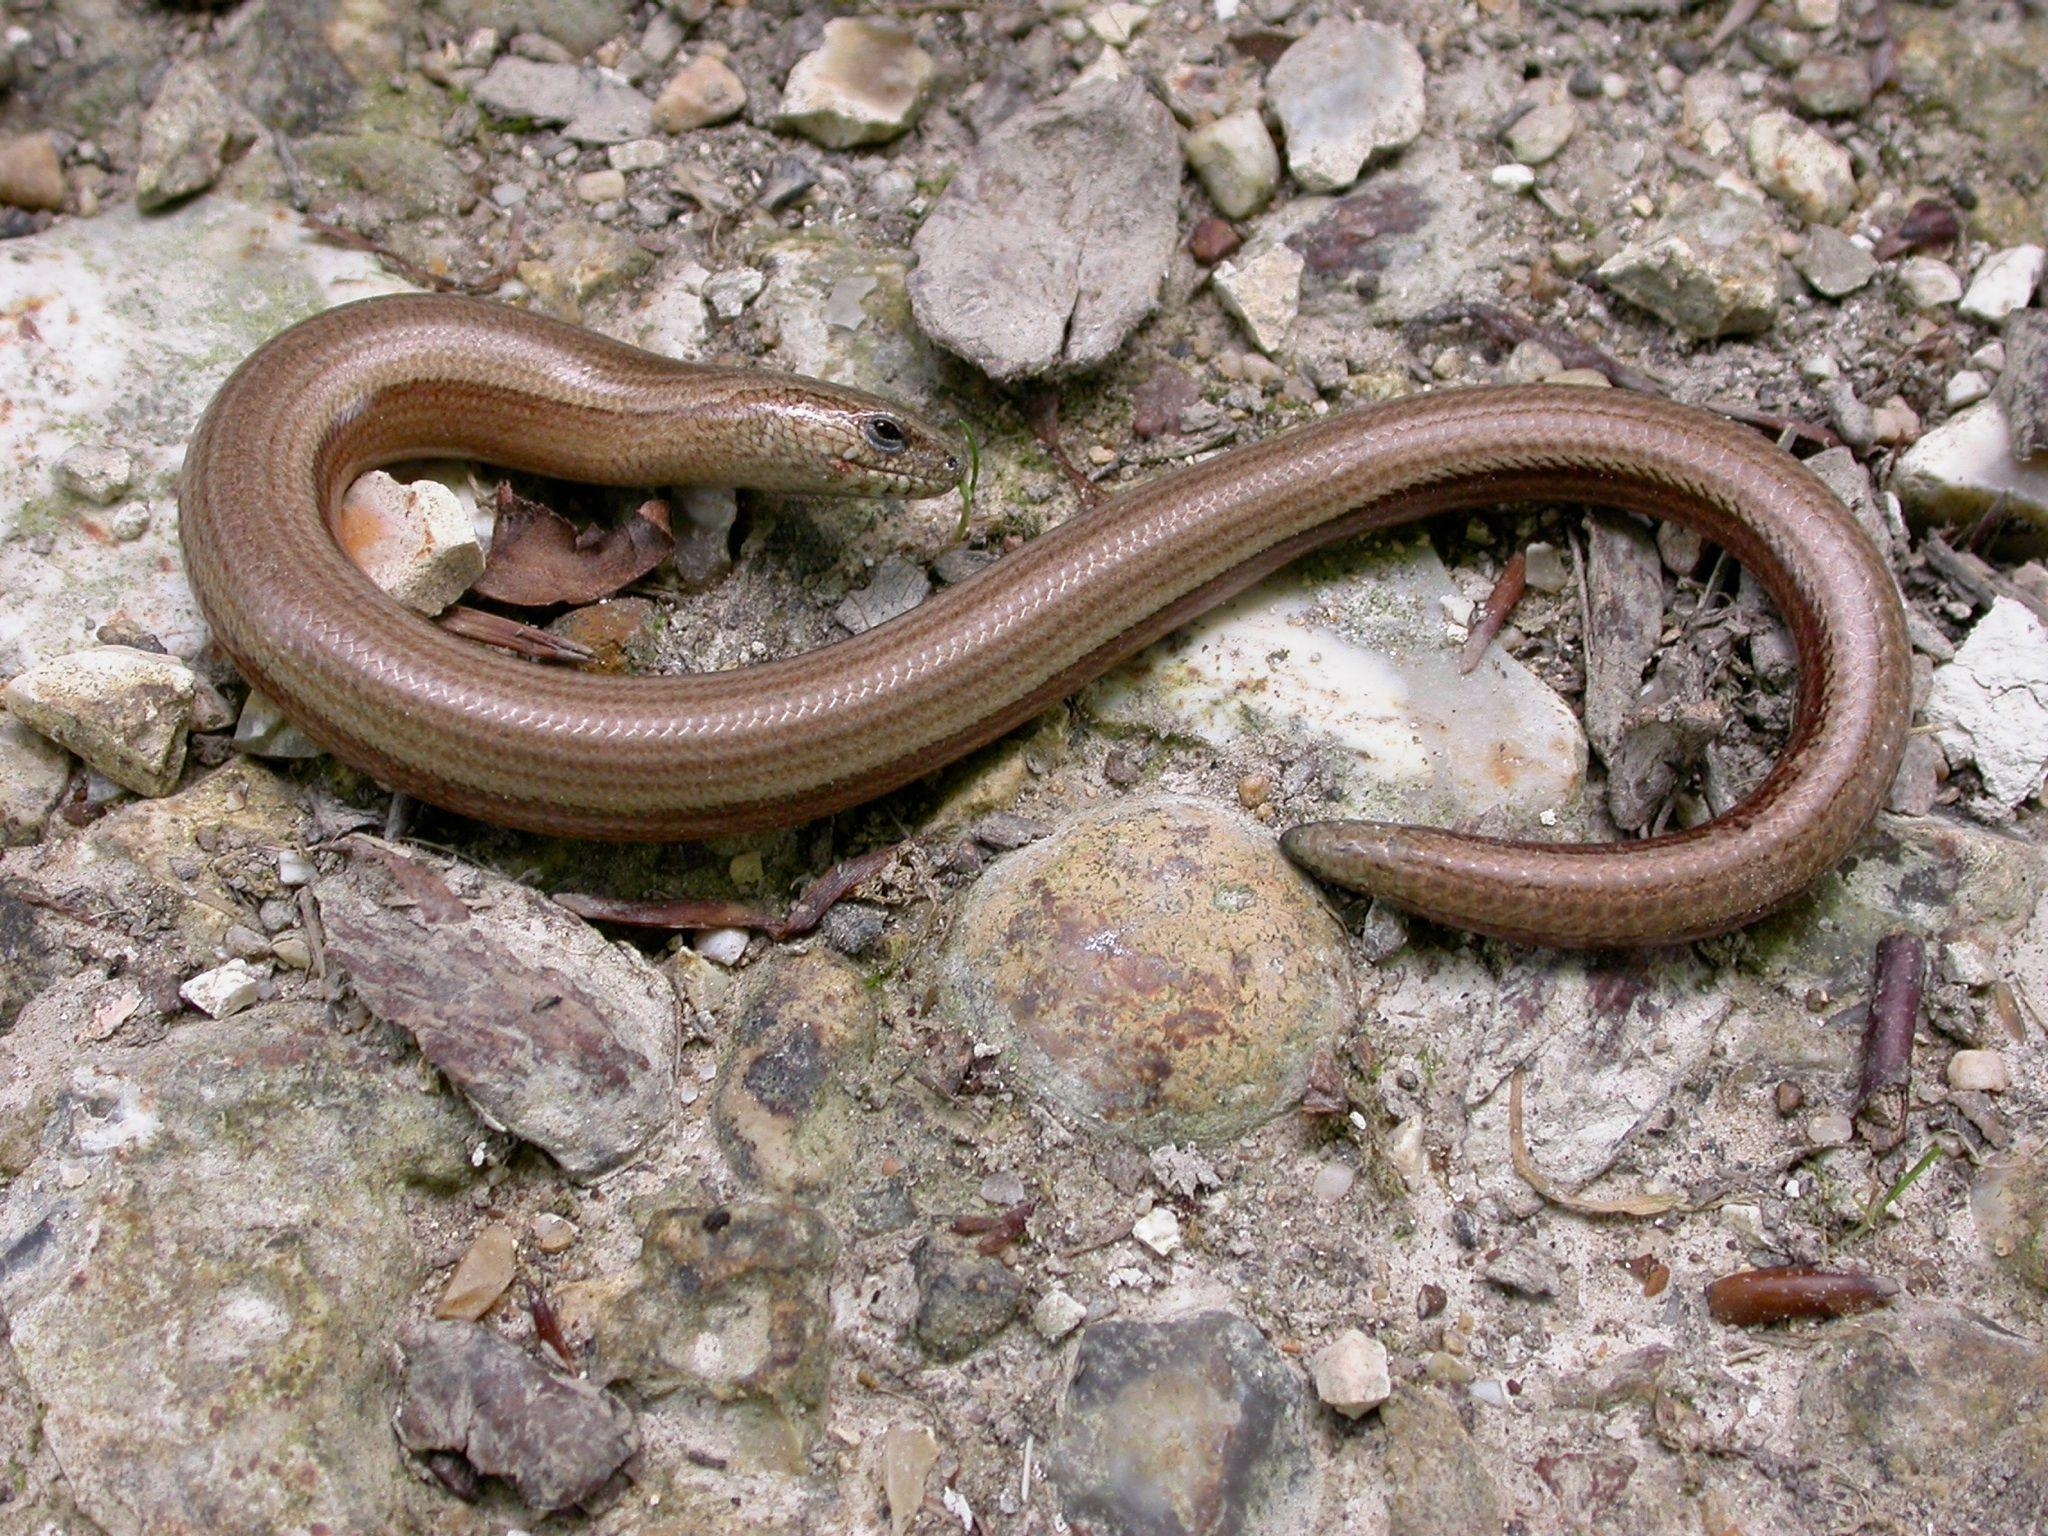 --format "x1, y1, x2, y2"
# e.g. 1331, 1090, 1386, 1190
1383, 1388, 1507, 1535
1925, 599, 2048, 811
2, 645, 196, 797
1267, 18, 1426, 193
1895, 255, 1962, 309
1595, 189, 1779, 338
1794, 226, 1879, 297
0, 1004, 479, 1534
1792, 54, 1875, 117
1959, 244, 2045, 324
1186, 108, 1282, 219
777, 18, 934, 149
52, 443, 132, 504
1972, 1144, 2048, 1294
912, 1236, 1023, 1360
134, 61, 259, 211
0, 711, 70, 843
942, 798, 1352, 1146
834, 555, 931, 634
1746, 110, 1856, 223
1054, 1312, 1314, 1536
1996, 311, 2048, 457
1213, 242, 1303, 355
1507, 99, 1578, 165
909, 79, 1179, 381
473, 57, 652, 144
